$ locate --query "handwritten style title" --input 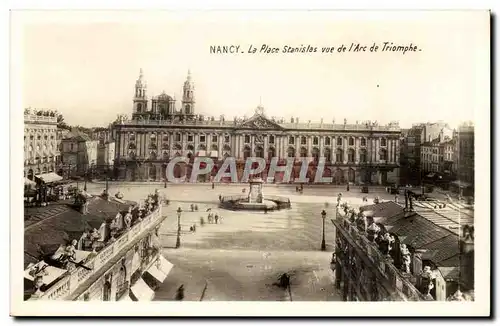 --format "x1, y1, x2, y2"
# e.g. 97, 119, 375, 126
210, 42, 421, 55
